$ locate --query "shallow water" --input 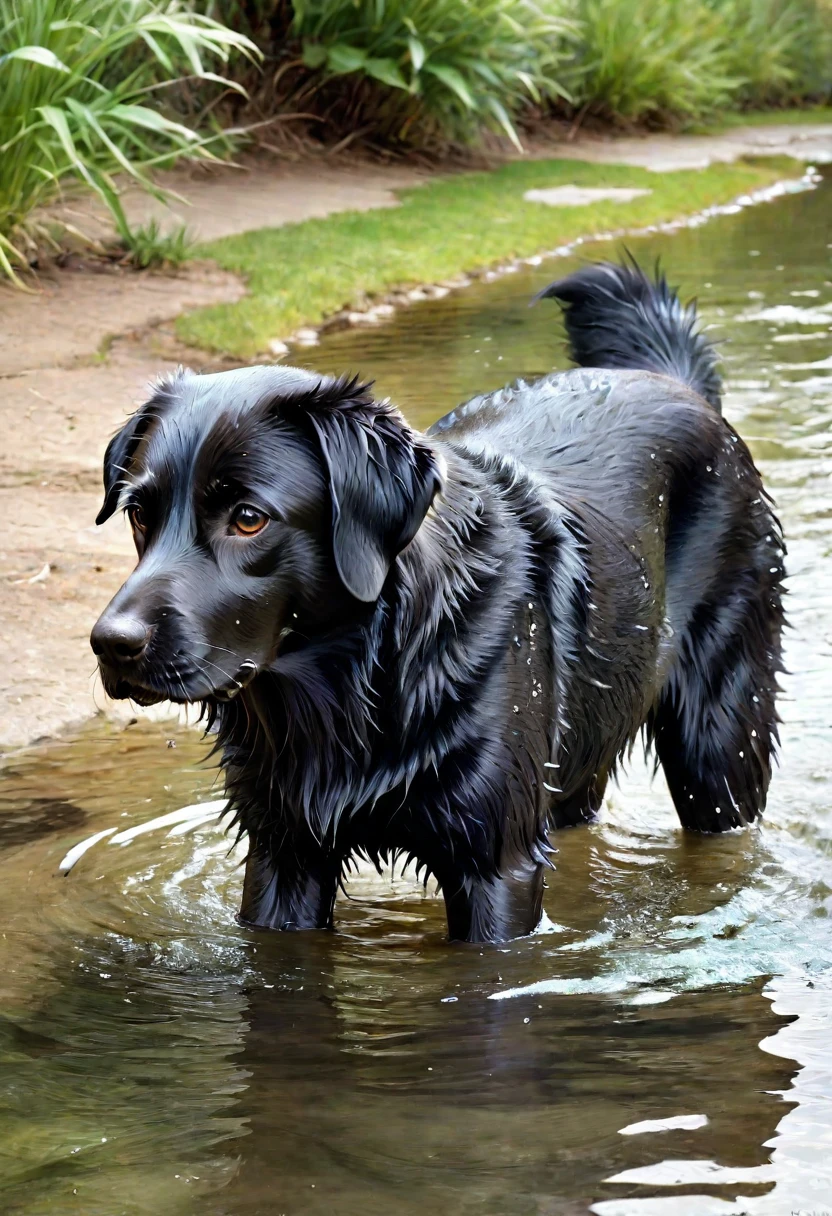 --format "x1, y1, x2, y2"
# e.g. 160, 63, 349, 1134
2, 168, 832, 1216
